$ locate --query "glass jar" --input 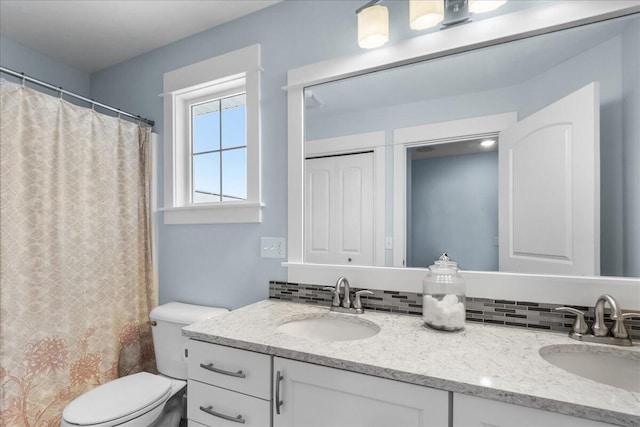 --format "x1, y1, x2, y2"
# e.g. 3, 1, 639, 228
422, 253, 466, 331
